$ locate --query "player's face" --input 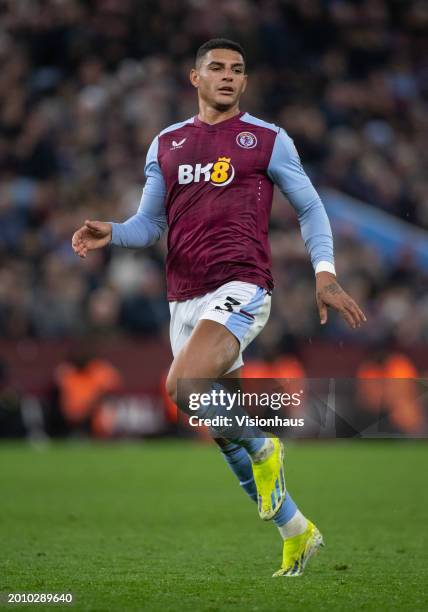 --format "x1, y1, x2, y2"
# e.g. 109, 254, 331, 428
190, 49, 247, 110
